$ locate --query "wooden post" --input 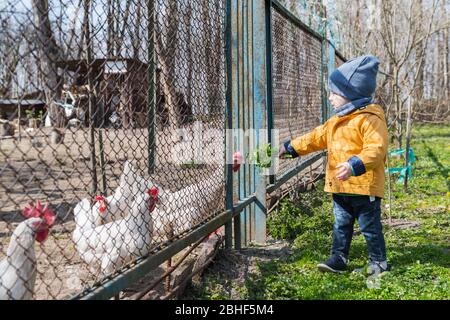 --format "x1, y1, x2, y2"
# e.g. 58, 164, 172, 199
386, 153, 393, 224
404, 97, 412, 190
